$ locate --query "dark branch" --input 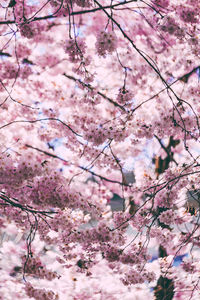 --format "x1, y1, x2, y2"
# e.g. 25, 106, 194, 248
63, 73, 126, 111
25, 144, 129, 186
